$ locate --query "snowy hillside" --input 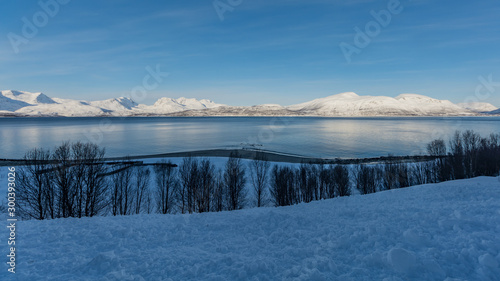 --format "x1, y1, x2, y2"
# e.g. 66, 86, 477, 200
457, 102, 499, 113
488, 108, 500, 115
286, 92, 474, 116
0, 90, 224, 117
2, 89, 499, 117
137, 97, 225, 115
1, 176, 499, 280
172, 92, 490, 117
